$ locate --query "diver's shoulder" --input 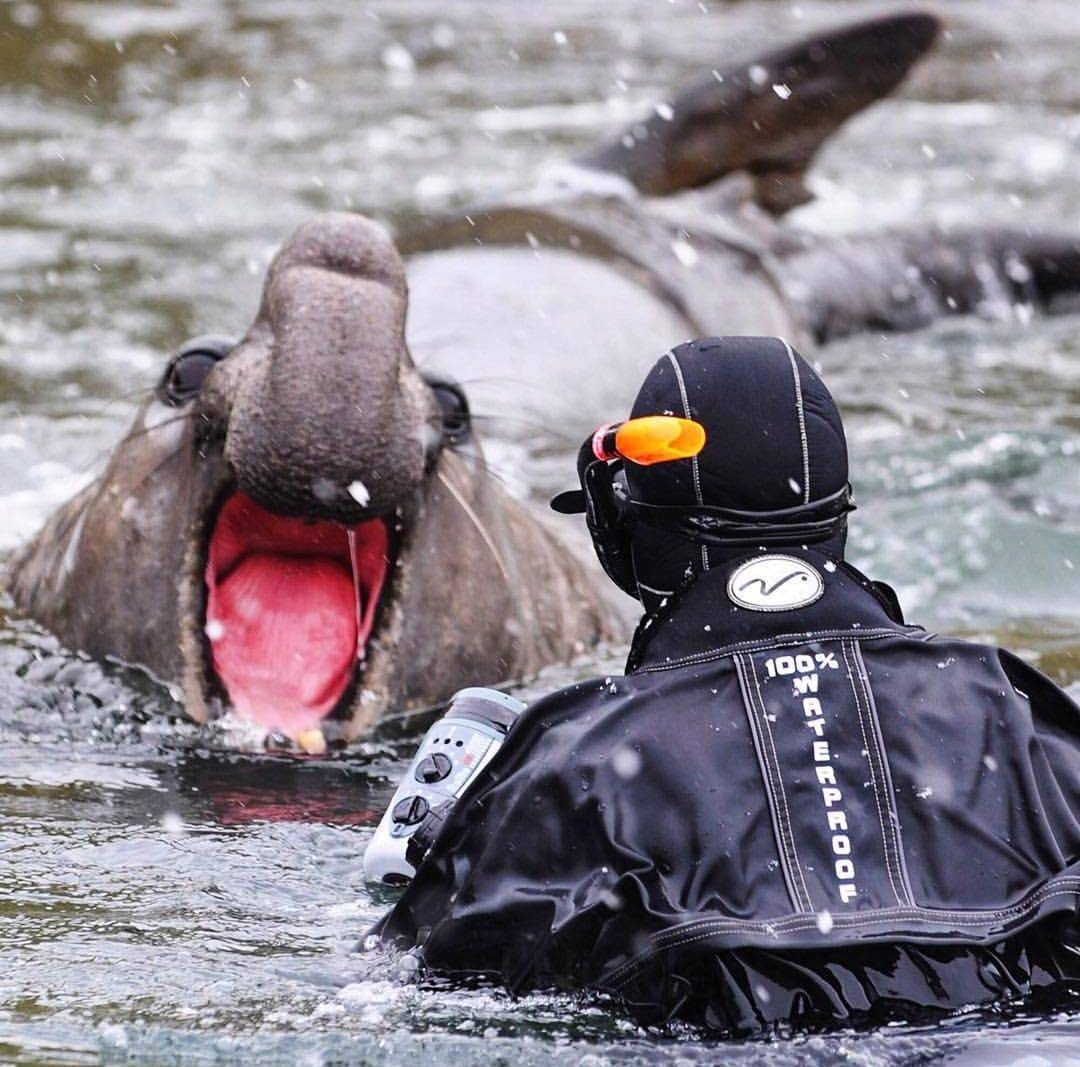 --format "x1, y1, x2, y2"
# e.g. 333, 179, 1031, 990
518, 669, 658, 719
